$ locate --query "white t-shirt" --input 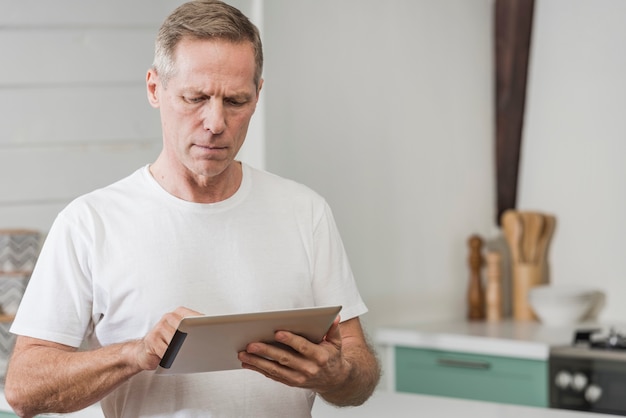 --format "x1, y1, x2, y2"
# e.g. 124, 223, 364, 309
11, 163, 367, 418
